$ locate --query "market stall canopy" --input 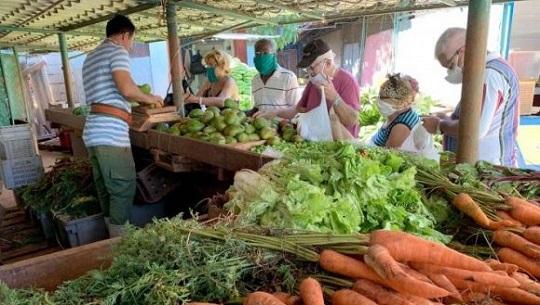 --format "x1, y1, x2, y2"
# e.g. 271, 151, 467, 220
0, 0, 524, 52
